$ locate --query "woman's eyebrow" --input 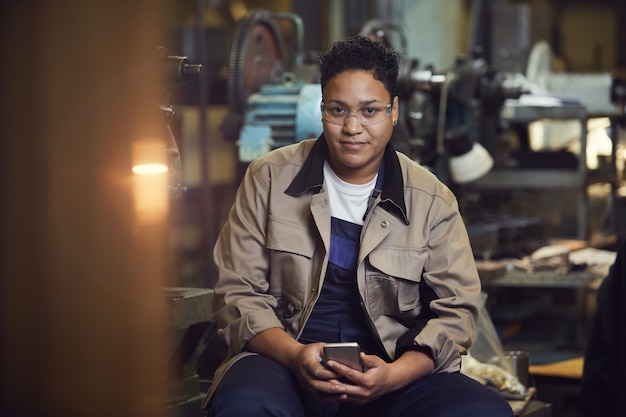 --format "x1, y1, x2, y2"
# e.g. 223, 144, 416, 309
323, 99, 381, 107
